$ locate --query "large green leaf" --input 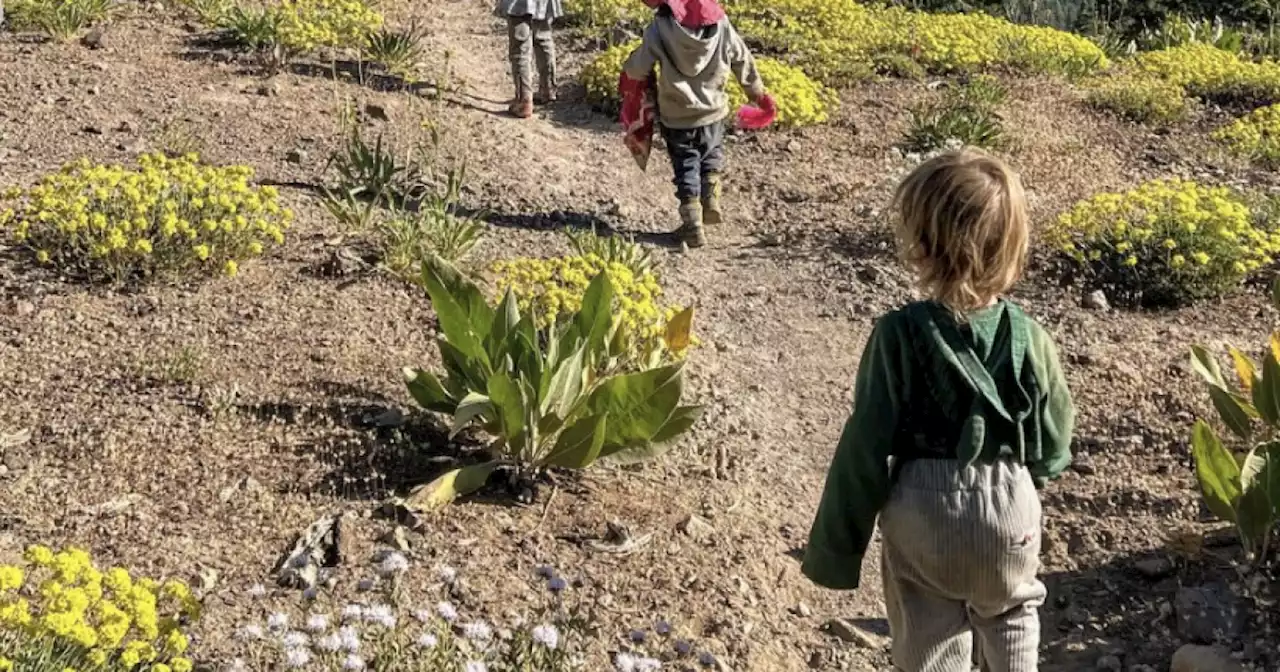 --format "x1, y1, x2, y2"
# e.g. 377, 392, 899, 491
403, 367, 457, 414
1209, 385, 1253, 440
1191, 420, 1242, 524
487, 372, 527, 456
485, 289, 521, 365
1241, 441, 1280, 519
541, 414, 607, 469
421, 254, 493, 364
1271, 276, 1280, 312
601, 404, 703, 464
449, 392, 494, 438
404, 461, 499, 511
439, 340, 489, 394
1189, 344, 1226, 389
587, 364, 684, 449
1253, 354, 1280, 426
1237, 443, 1278, 552
574, 272, 615, 357
542, 344, 587, 417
